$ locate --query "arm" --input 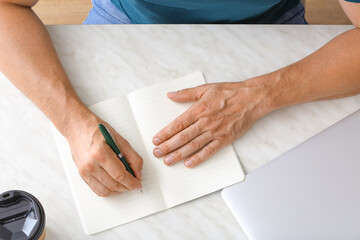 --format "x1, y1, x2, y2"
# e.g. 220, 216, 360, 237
0, 0, 142, 196
339, 0, 360, 28
152, 6, 360, 167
